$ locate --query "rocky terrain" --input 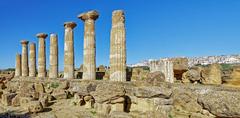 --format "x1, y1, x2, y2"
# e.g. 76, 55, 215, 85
0, 78, 240, 118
